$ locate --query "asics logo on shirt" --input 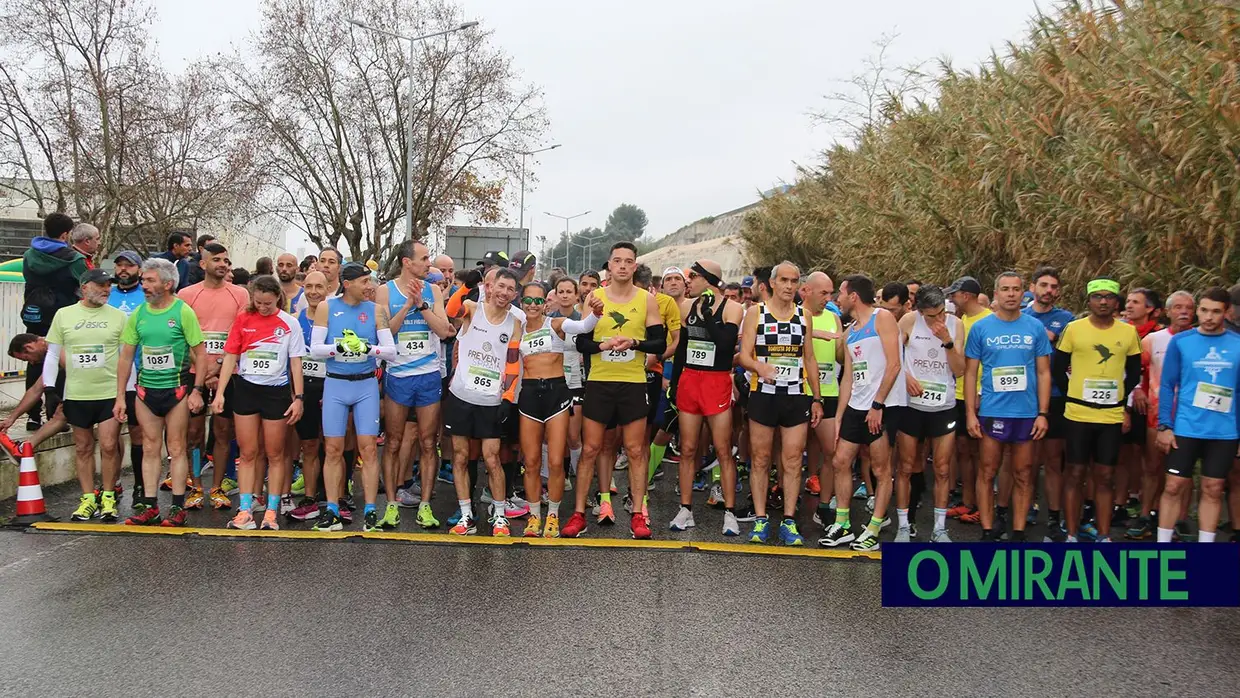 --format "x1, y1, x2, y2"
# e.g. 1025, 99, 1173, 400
73, 320, 113, 330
